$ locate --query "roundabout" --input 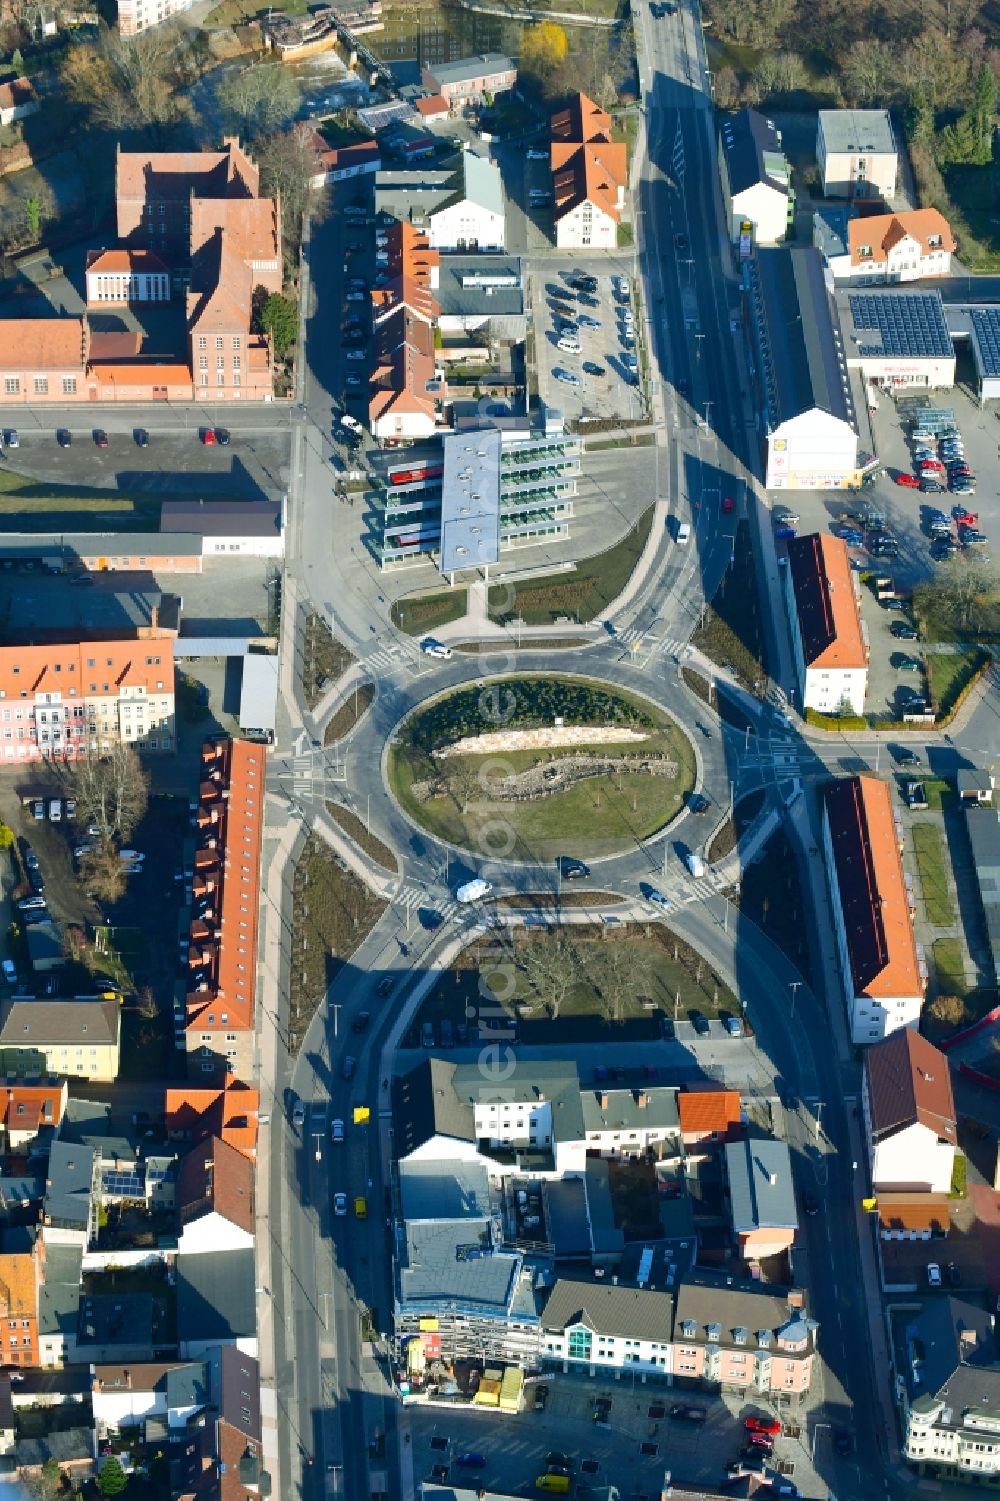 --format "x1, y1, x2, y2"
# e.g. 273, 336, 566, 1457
384, 672, 698, 862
